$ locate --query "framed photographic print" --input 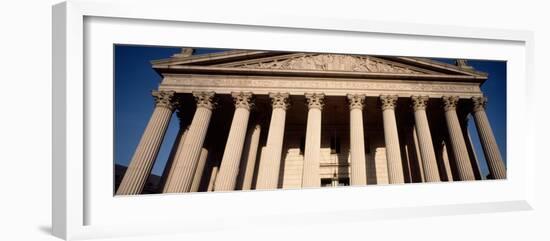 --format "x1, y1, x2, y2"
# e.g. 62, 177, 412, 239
114, 45, 506, 194
52, 0, 535, 240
